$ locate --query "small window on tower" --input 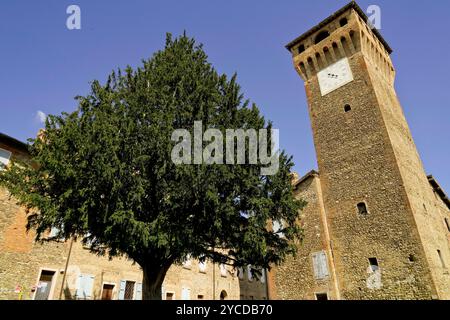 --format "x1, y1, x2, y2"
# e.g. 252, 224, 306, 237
445, 218, 450, 233
340, 17, 348, 27
298, 44, 305, 54
315, 292, 329, 300
357, 202, 368, 215
315, 31, 330, 44
344, 104, 351, 112
368, 258, 379, 272
437, 250, 446, 268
